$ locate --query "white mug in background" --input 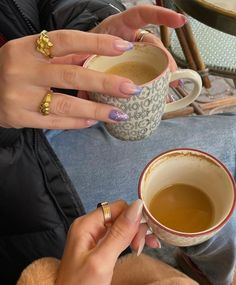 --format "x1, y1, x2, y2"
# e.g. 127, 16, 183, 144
138, 148, 236, 247
84, 43, 202, 141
